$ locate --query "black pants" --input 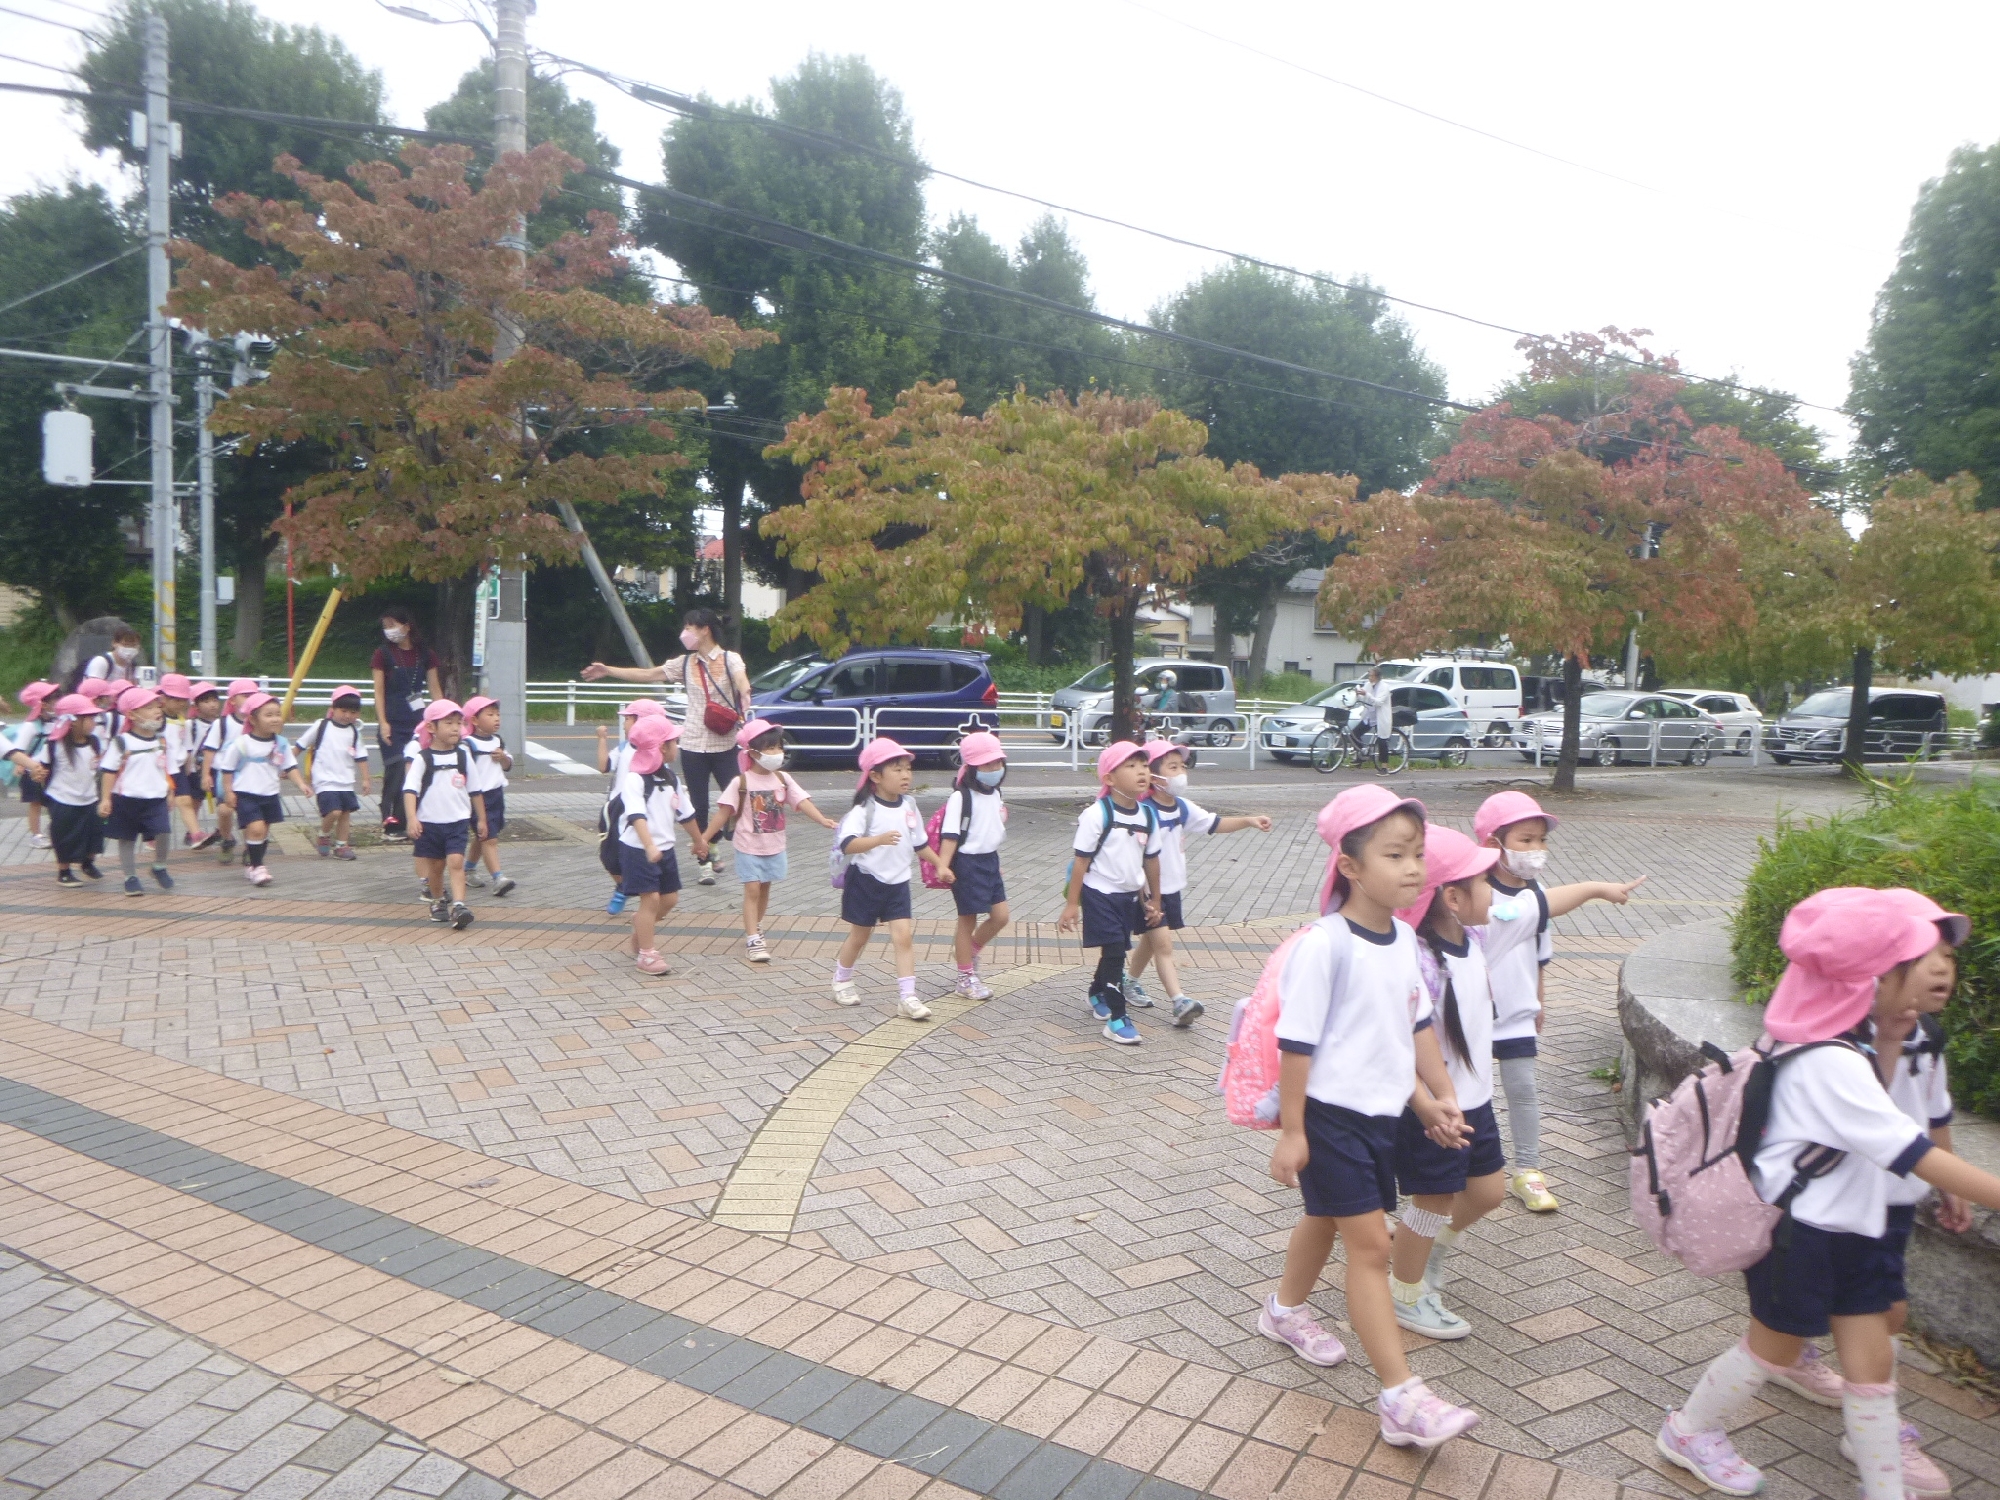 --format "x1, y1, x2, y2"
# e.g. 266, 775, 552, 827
679, 748, 736, 846
378, 728, 413, 830
1090, 946, 1127, 1021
